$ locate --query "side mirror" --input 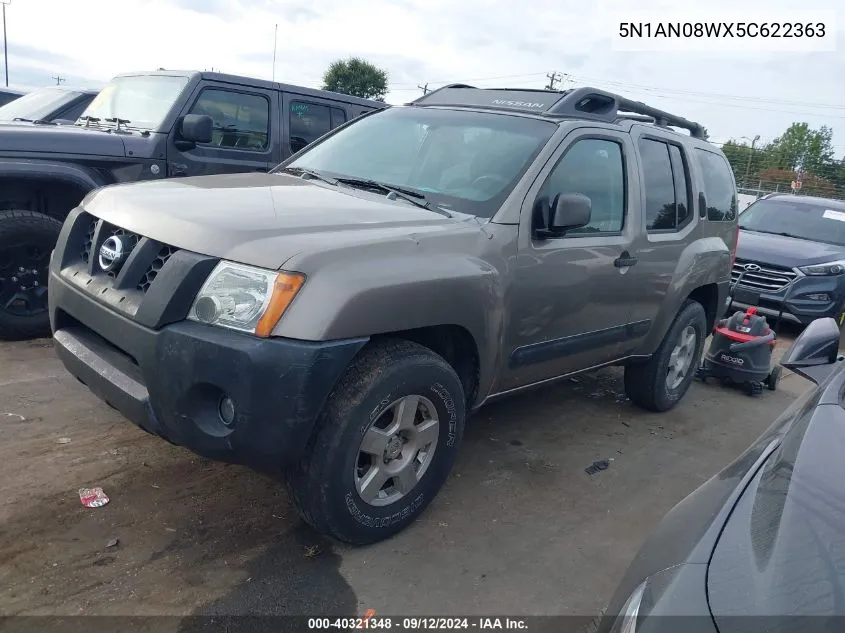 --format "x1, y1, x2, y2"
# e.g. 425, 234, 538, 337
179, 114, 213, 144
550, 193, 591, 232
780, 317, 841, 384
